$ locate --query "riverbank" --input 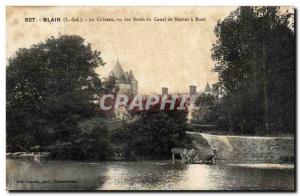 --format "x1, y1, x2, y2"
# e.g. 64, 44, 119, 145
186, 132, 295, 163
7, 131, 295, 164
